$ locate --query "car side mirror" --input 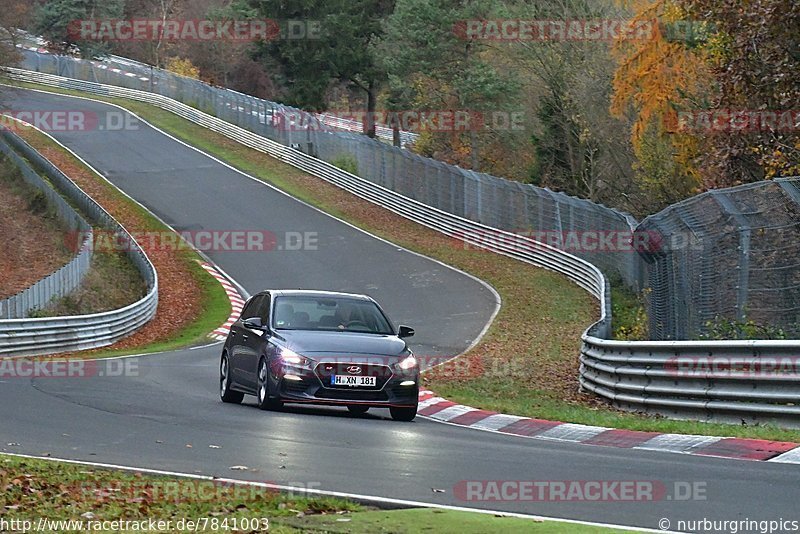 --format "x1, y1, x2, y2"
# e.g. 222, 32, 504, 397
398, 325, 415, 339
243, 317, 265, 330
